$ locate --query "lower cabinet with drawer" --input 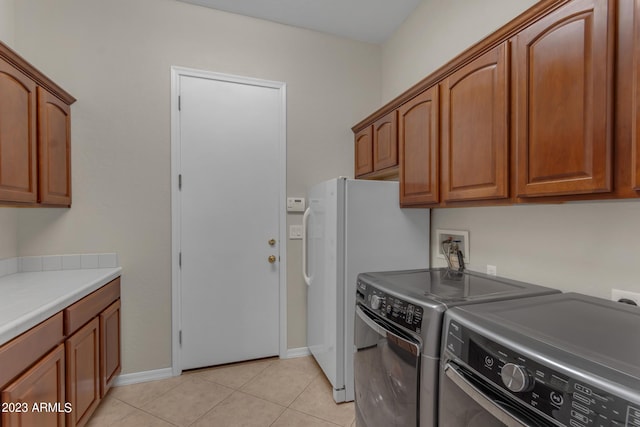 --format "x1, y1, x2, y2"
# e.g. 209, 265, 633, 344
0, 277, 121, 427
